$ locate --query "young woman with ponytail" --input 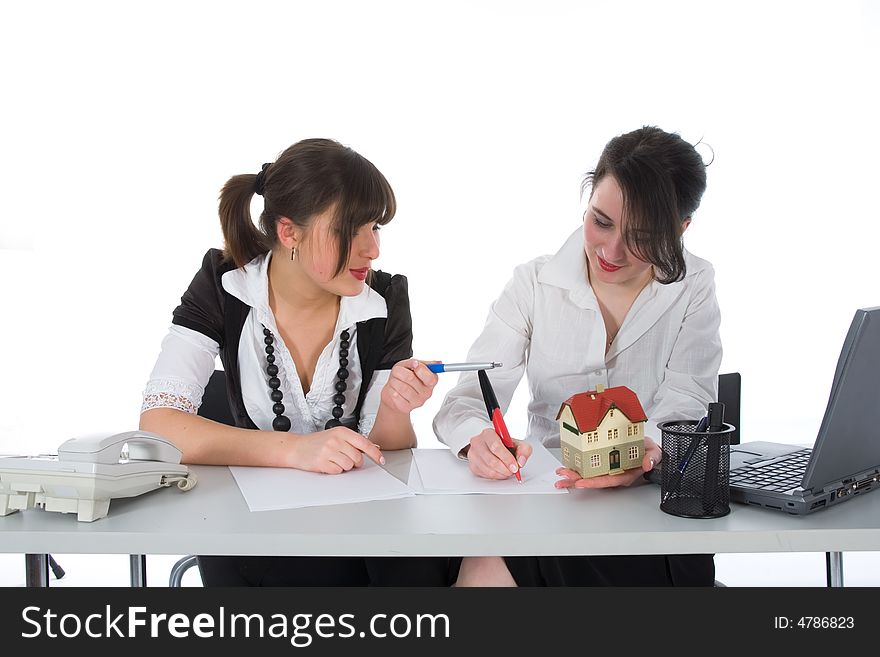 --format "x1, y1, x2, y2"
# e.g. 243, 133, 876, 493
139, 138, 454, 586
